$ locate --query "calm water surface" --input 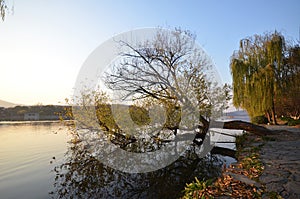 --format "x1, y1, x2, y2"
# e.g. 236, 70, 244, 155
0, 122, 241, 199
0, 122, 68, 199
